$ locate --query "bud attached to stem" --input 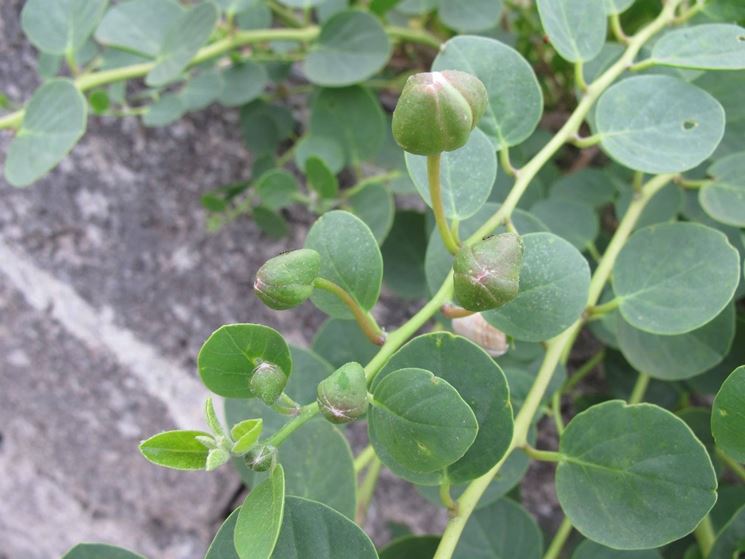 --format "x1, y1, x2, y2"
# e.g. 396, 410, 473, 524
250, 361, 288, 405
244, 444, 277, 472
254, 249, 321, 310
392, 70, 488, 156
317, 362, 369, 424
453, 233, 523, 312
